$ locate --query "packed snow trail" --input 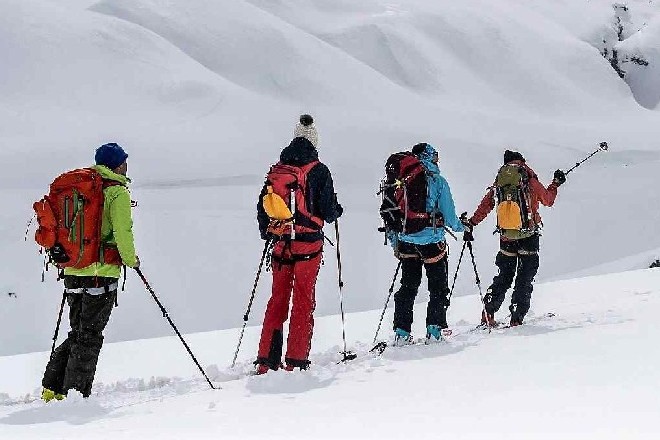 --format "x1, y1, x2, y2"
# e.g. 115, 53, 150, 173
1, 268, 659, 439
